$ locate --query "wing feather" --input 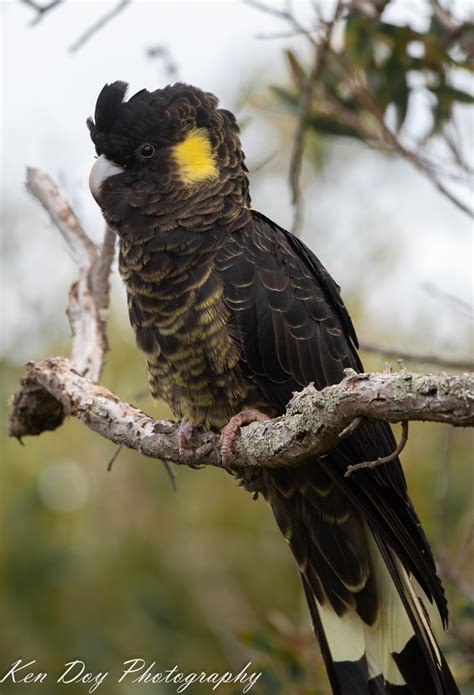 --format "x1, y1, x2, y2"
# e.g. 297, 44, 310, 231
215, 211, 455, 693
